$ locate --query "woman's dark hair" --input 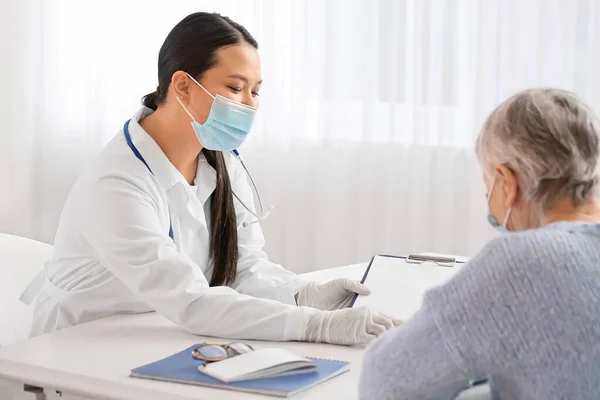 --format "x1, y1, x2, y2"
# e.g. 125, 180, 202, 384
143, 12, 258, 286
